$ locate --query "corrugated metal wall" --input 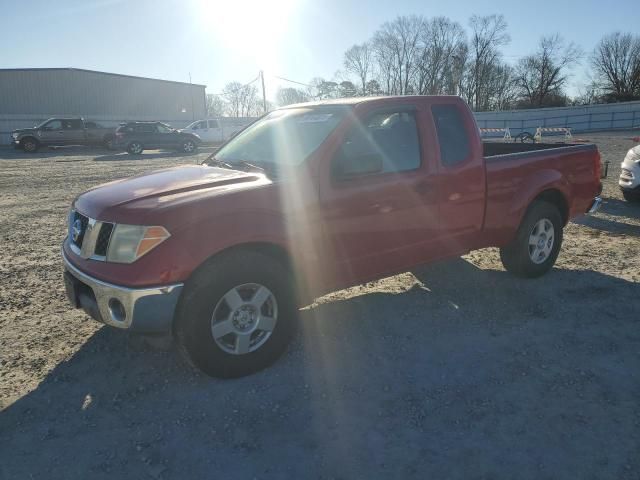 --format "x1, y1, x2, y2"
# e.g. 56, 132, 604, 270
0, 68, 206, 143
474, 101, 640, 135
